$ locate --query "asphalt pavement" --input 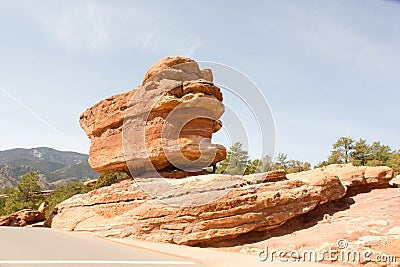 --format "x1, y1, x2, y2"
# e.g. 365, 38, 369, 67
0, 227, 203, 267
